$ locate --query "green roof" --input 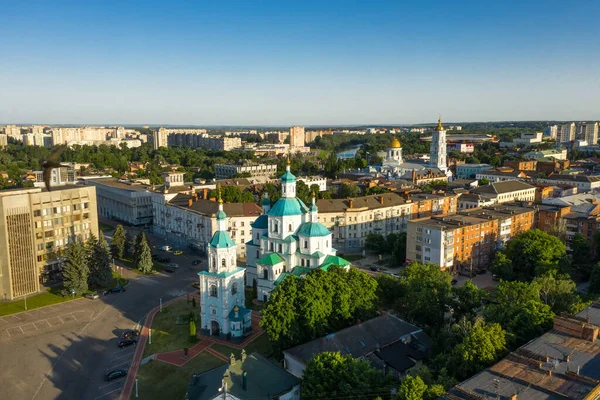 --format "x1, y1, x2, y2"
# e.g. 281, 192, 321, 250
198, 266, 245, 279
262, 197, 271, 206
282, 235, 298, 243
309, 203, 318, 212
216, 209, 226, 220
297, 222, 330, 237
280, 170, 296, 182
245, 239, 258, 247
251, 214, 268, 229
320, 255, 351, 270
268, 197, 308, 217
228, 305, 252, 322
312, 250, 326, 258
208, 231, 235, 248
291, 266, 312, 277
256, 253, 285, 266
275, 272, 291, 285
